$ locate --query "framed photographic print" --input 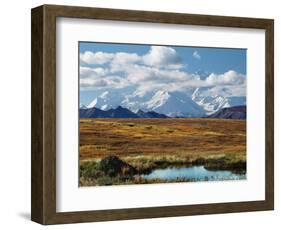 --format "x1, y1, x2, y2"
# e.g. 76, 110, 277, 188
31, 4, 274, 225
